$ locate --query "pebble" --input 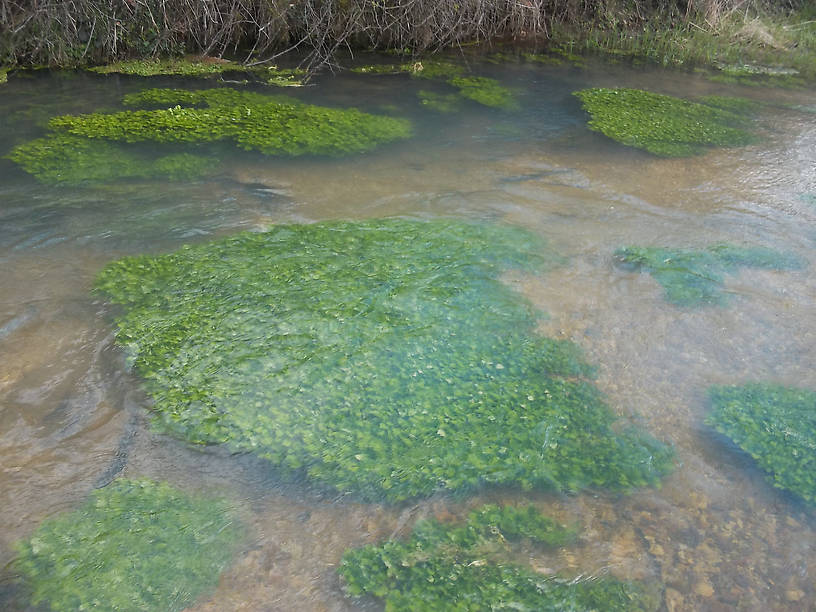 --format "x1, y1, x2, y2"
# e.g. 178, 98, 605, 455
695, 580, 715, 598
